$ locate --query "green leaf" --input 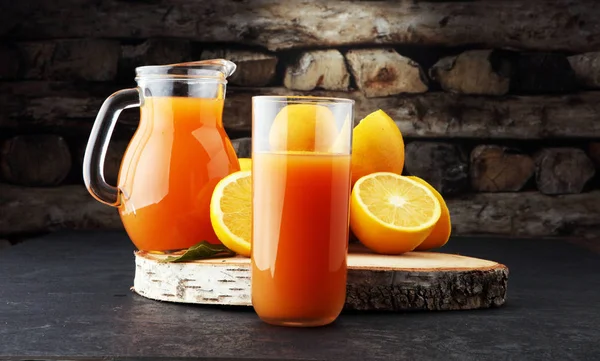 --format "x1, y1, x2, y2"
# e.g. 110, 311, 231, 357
161, 241, 236, 263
